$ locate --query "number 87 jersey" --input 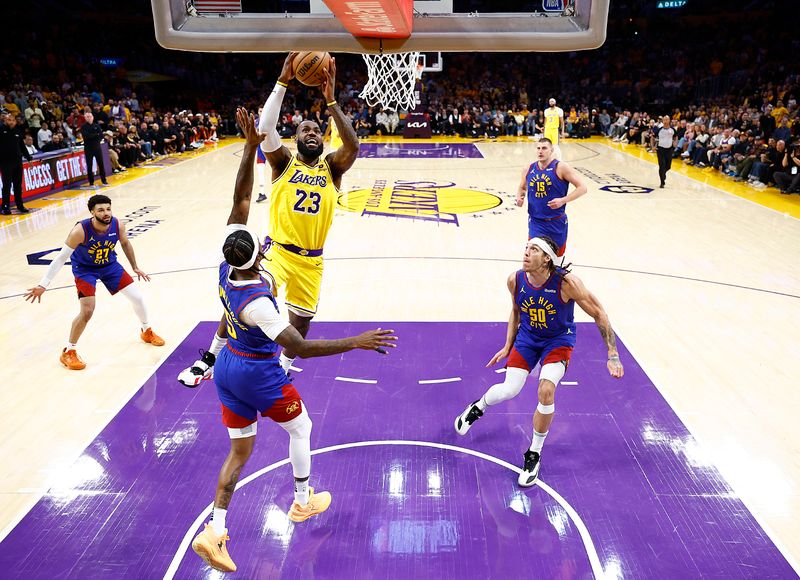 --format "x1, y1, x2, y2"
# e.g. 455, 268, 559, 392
269, 155, 338, 252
